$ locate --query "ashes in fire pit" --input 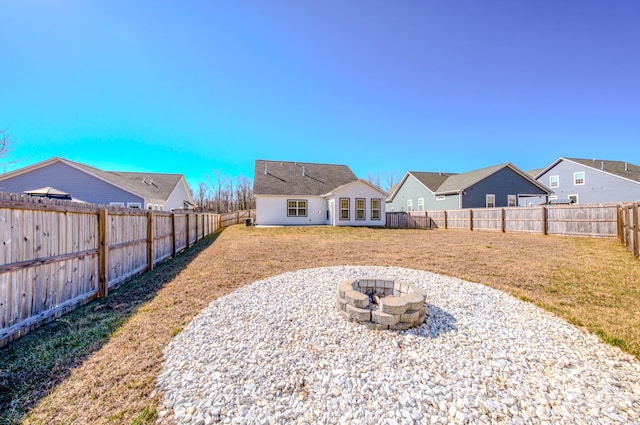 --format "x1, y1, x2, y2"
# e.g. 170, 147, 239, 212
336, 278, 427, 330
